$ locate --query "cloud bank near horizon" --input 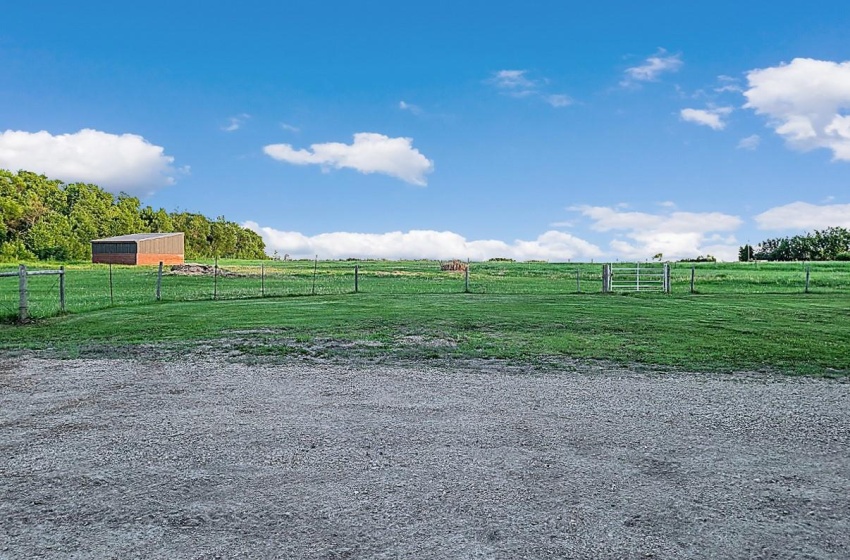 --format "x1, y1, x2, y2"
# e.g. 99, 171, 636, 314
570, 205, 743, 261
243, 222, 603, 262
